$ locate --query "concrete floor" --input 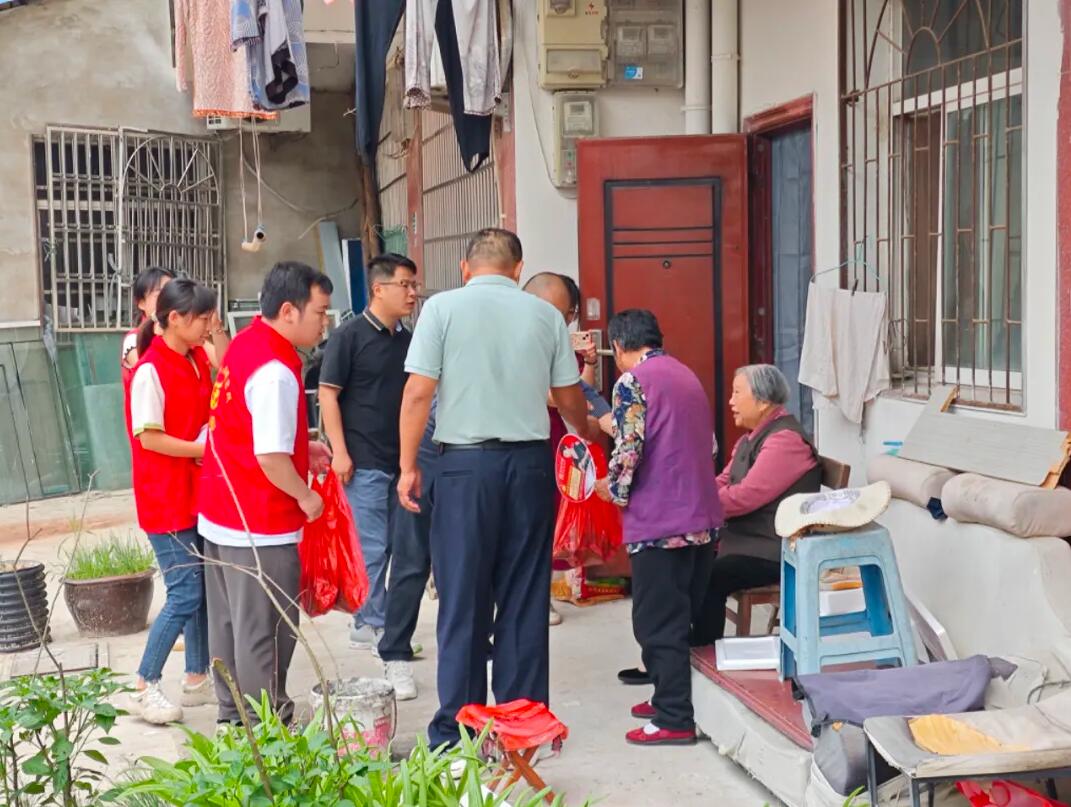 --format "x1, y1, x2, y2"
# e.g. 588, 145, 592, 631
0, 491, 778, 806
